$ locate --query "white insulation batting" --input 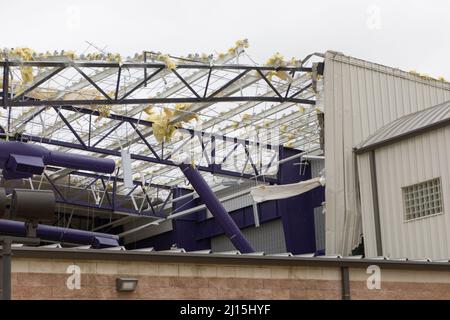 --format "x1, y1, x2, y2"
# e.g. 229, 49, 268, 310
250, 177, 324, 203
